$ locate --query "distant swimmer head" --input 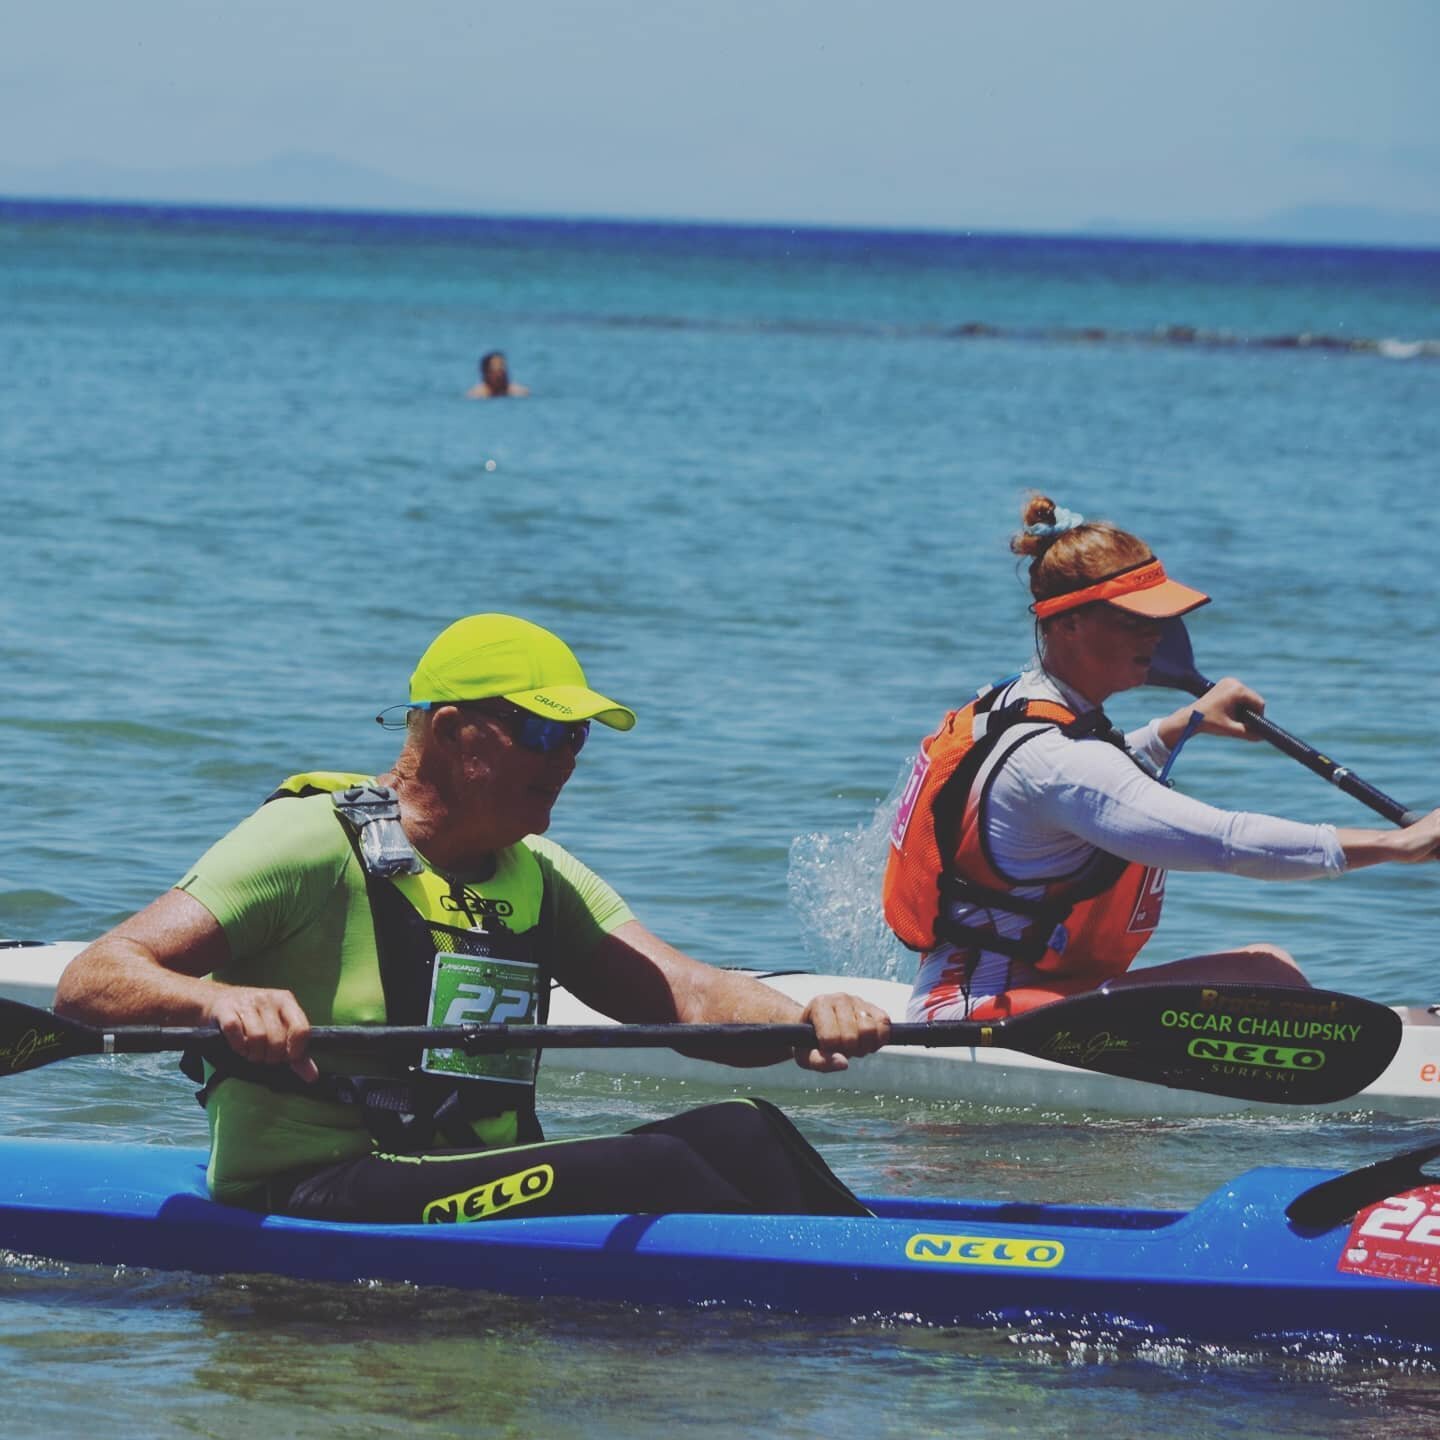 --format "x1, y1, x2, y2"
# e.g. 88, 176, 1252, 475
480, 351, 510, 394
1013, 494, 1209, 626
